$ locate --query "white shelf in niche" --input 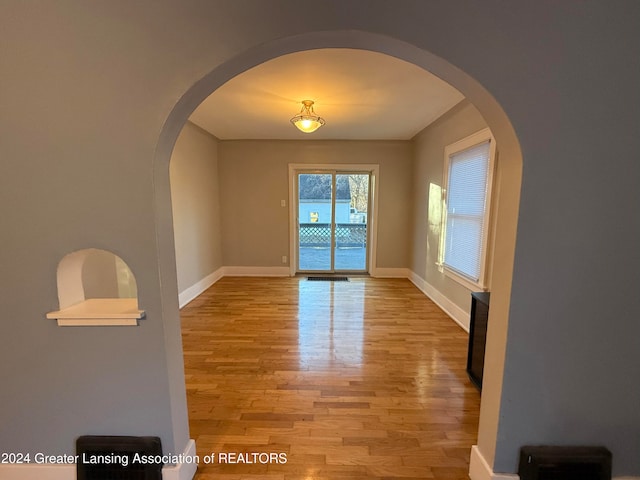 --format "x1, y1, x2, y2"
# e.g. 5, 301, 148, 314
49, 248, 144, 327
46, 298, 145, 327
